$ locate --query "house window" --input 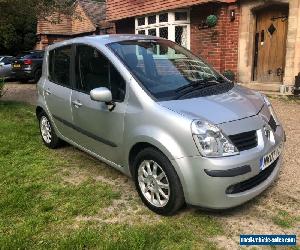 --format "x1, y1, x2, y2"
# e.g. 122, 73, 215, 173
135, 10, 190, 49
159, 13, 168, 23
148, 15, 156, 24
148, 28, 157, 36
137, 17, 145, 26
